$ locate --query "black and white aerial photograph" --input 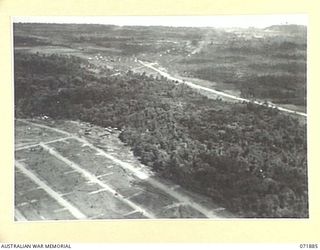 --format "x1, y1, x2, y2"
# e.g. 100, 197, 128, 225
13, 15, 308, 221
